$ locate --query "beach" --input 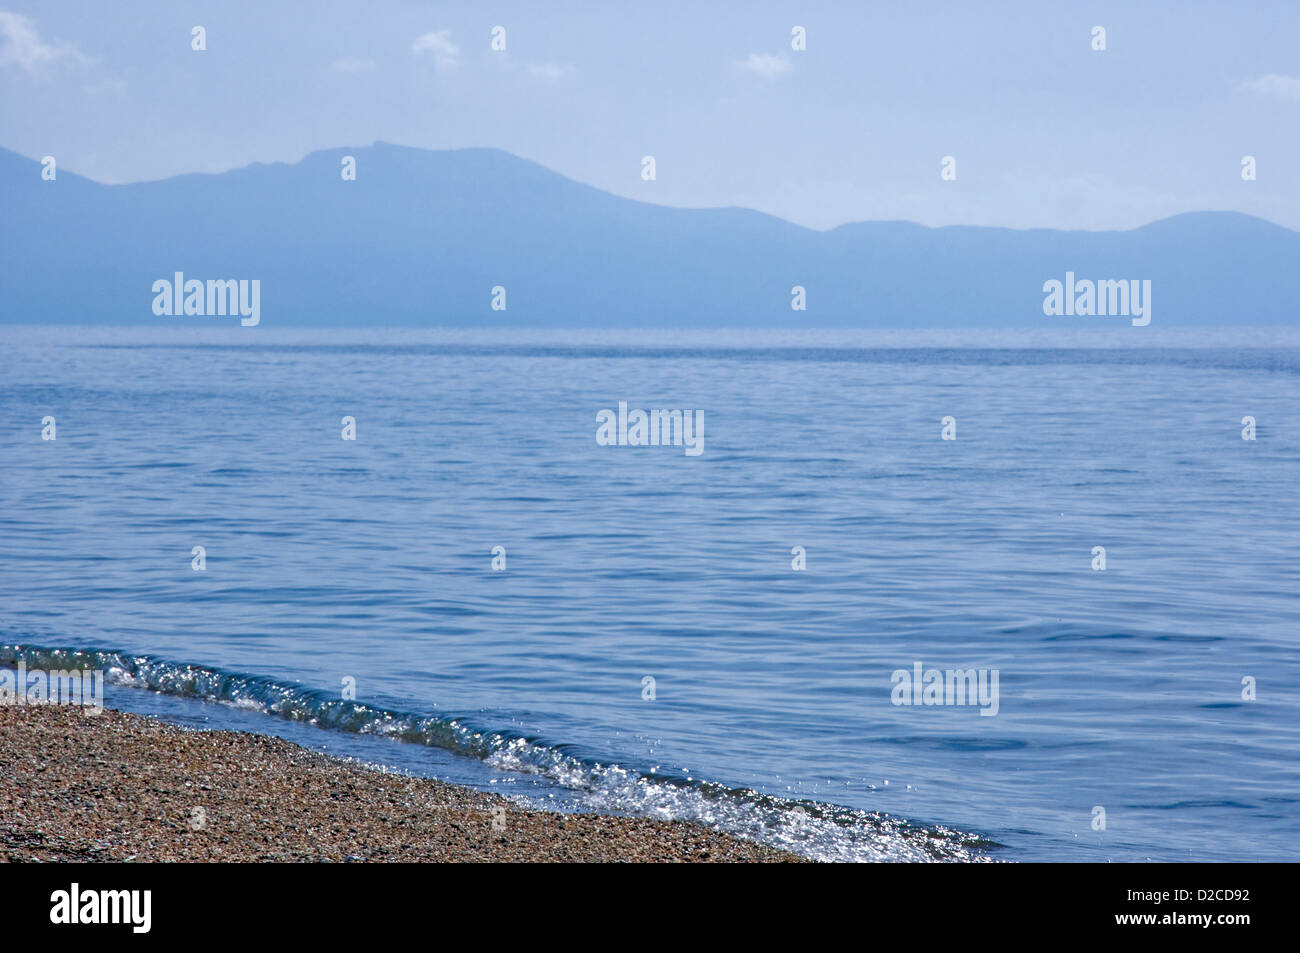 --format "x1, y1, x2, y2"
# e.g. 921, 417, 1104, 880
0, 704, 798, 863
4, 329, 1298, 860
